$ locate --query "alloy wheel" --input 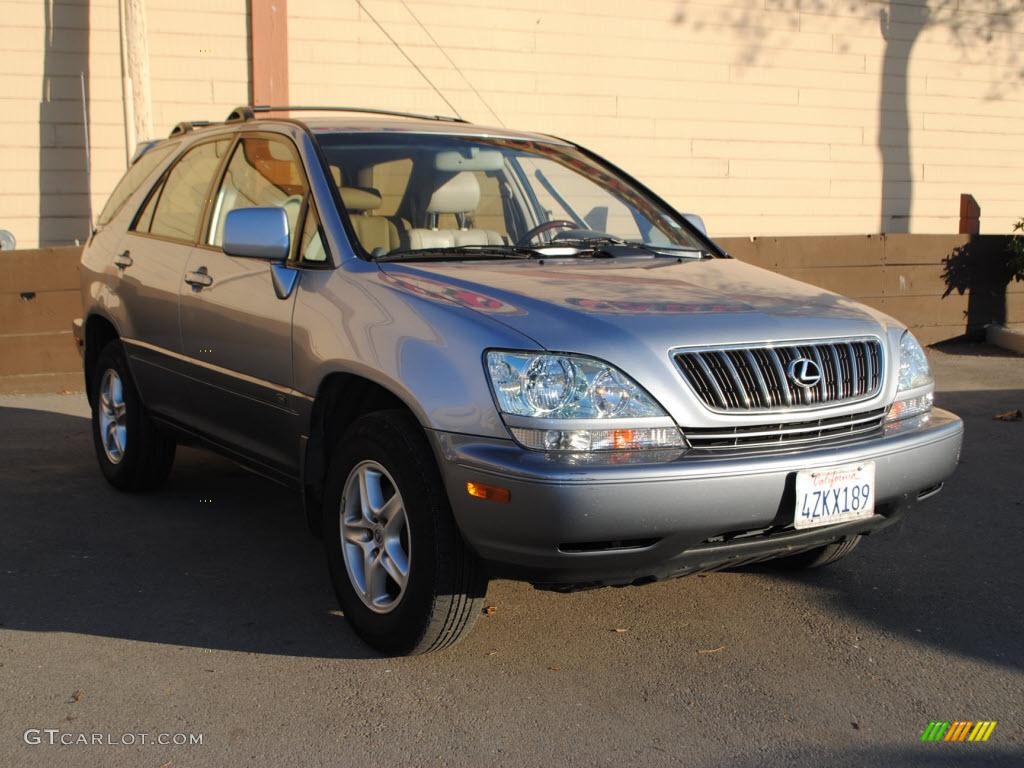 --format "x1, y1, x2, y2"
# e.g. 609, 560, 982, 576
340, 460, 411, 614
98, 368, 128, 464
